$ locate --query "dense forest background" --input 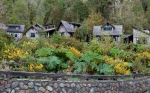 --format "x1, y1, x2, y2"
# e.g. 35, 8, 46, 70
0, 0, 150, 34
